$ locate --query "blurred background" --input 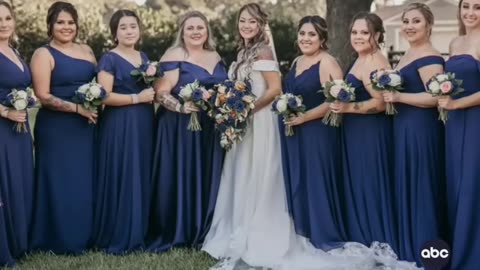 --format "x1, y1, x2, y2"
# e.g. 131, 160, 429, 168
5, 0, 459, 73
